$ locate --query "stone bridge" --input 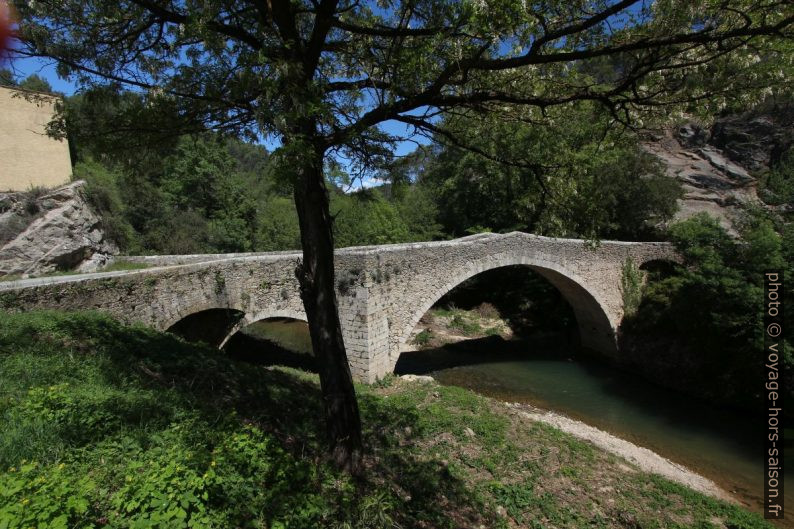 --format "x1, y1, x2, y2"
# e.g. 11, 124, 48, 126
0, 232, 678, 382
